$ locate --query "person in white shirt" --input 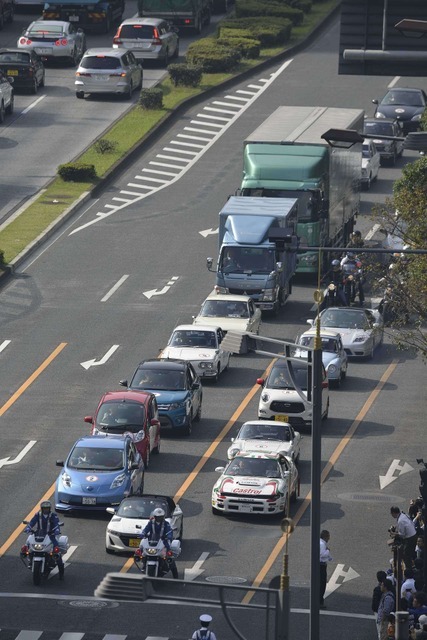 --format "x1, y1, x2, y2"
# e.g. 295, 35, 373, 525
401, 568, 416, 602
390, 506, 417, 569
320, 530, 333, 608
192, 614, 217, 640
